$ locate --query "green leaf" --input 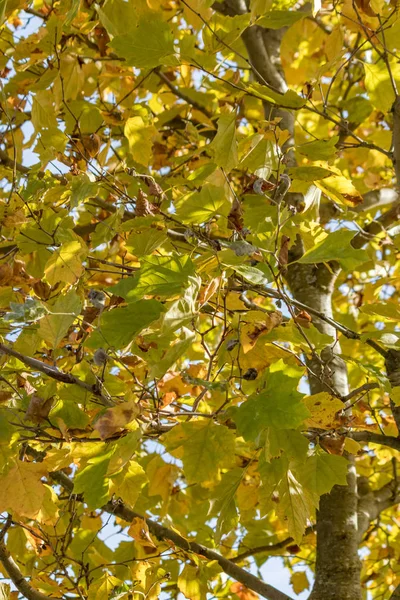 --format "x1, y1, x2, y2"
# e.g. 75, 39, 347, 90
265, 428, 309, 462
149, 326, 195, 378
32, 91, 58, 130
360, 302, 400, 321
298, 452, 348, 504
39, 289, 82, 348
126, 229, 167, 257
210, 468, 243, 542
86, 299, 164, 349
164, 420, 235, 484
209, 112, 238, 173
110, 14, 176, 68
112, 254, 196, 300
178, 565, 208, 600
228, 264, 271, 285
287, 166, 333, 181
110, 460, 147, 507
50, 400, 90, 429
297, 229, 369, 269
245, 81, 306, 109
257, 10, 309, 29
235, 361, 309, 441
74, 448, 115, 509
296, 137, 339, 161
175, 184, 230, 224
